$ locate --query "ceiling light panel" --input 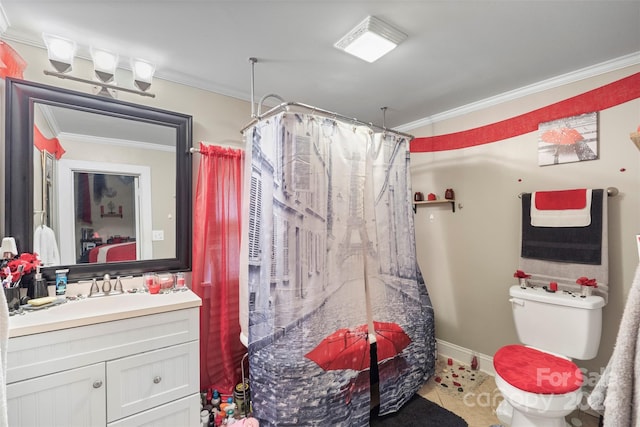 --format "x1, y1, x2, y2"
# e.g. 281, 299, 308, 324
335, 16, 407, 63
